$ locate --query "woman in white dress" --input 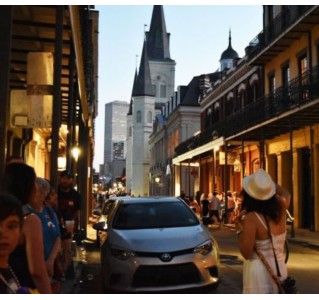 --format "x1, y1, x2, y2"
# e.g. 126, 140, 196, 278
236, 169, 291, 293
